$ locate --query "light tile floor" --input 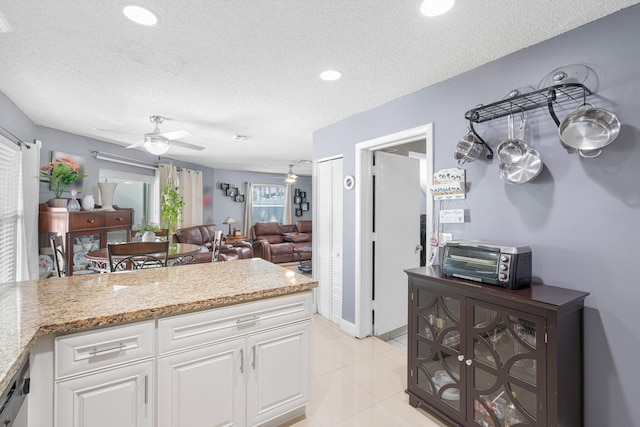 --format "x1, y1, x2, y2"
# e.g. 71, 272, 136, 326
282, 315, 449, 427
